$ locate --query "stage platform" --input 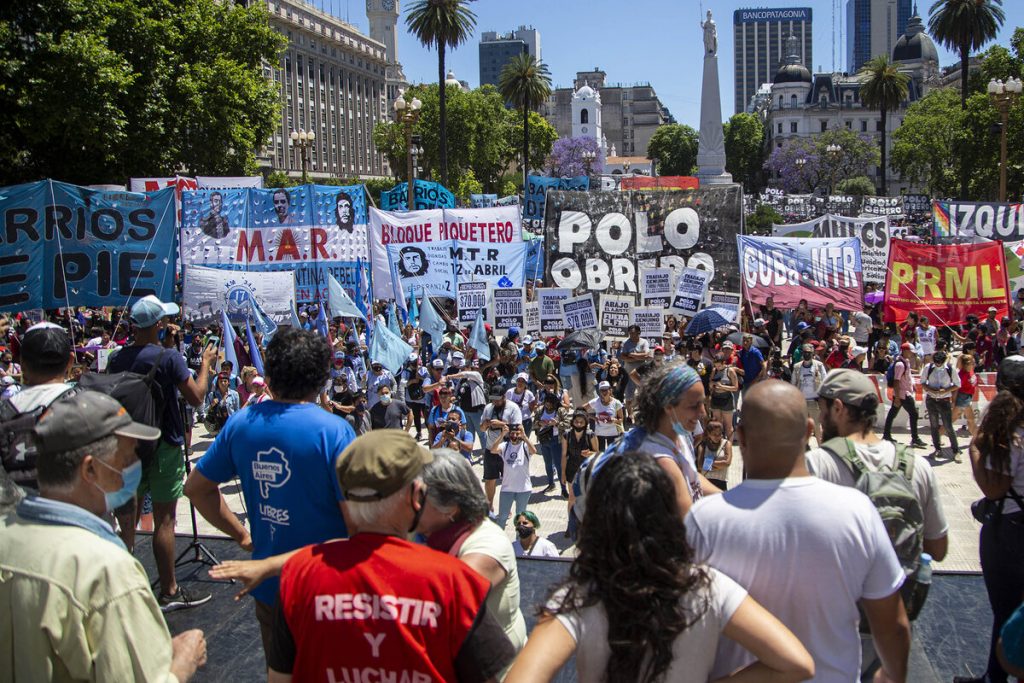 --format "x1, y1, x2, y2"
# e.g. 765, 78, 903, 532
140, 533, 990, 683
